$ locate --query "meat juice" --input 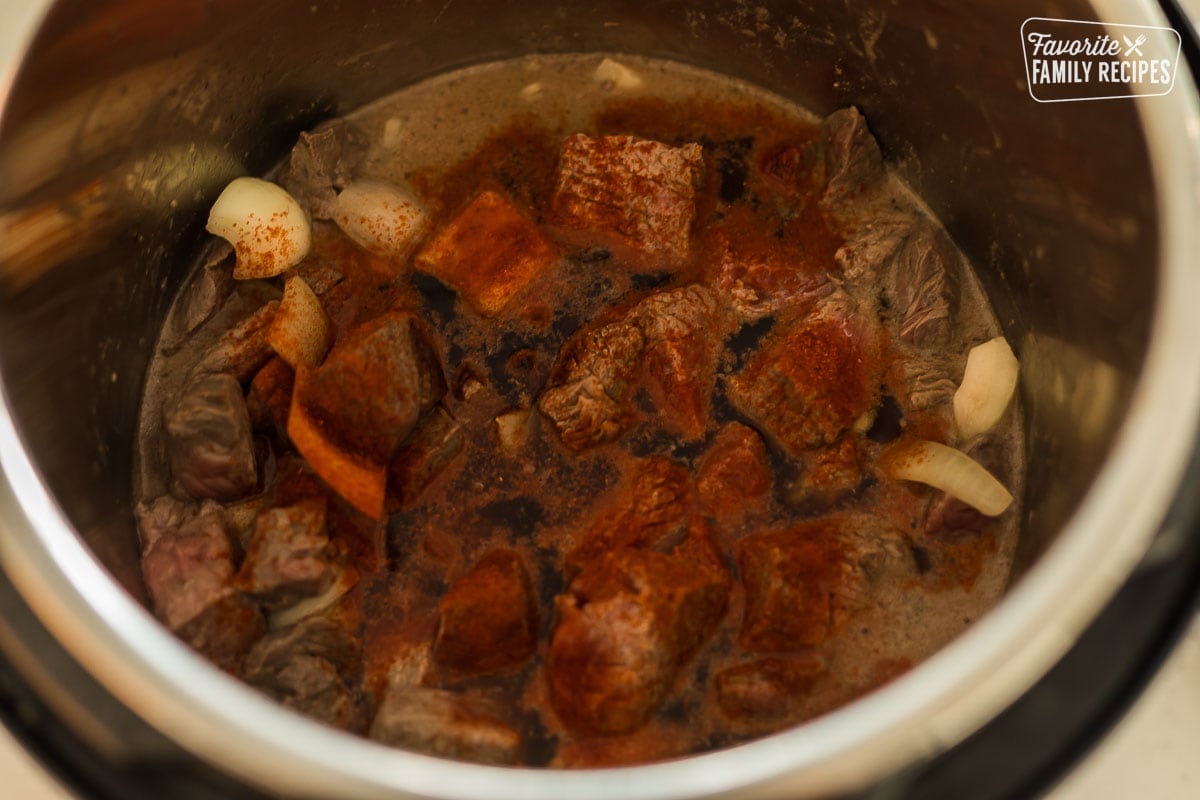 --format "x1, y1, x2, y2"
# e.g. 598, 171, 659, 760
134, 54, 1024, 766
